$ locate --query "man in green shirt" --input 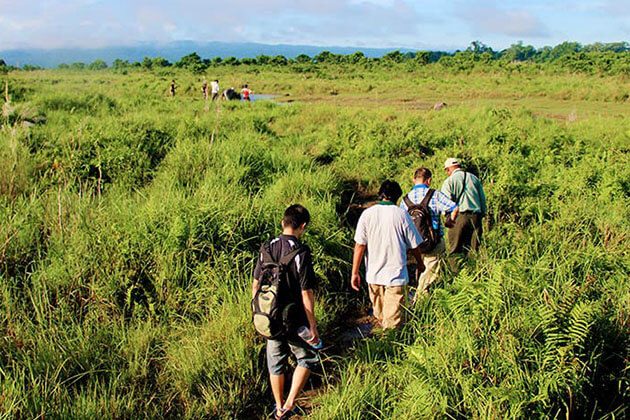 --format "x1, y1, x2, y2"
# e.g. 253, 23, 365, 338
441, 158, 487, 262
